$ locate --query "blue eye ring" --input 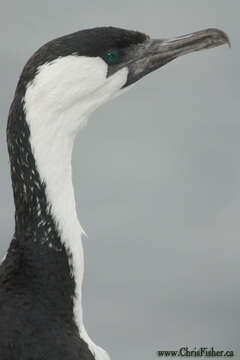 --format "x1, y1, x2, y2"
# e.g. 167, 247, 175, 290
106, 49, 120, 64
